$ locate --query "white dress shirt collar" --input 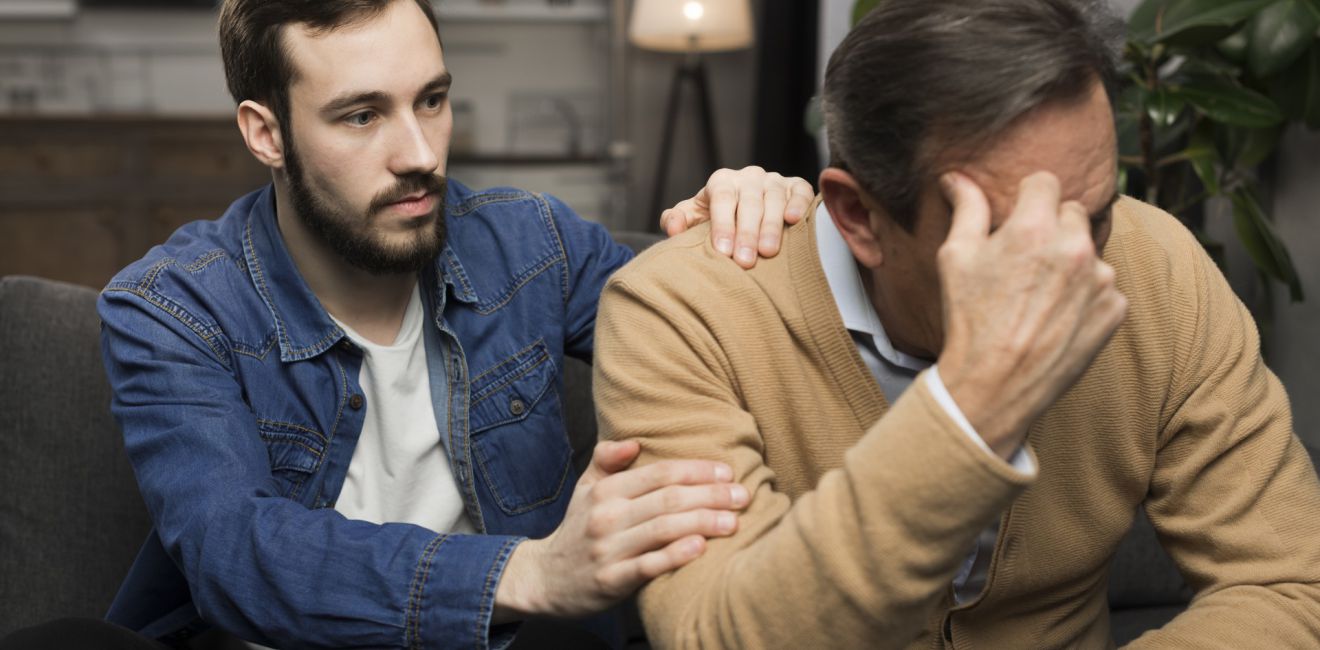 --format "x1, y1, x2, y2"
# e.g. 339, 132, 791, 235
814, 201, 930, 372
